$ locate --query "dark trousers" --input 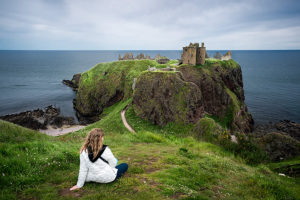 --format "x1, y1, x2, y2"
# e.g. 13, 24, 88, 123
115, 163, 128, 180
